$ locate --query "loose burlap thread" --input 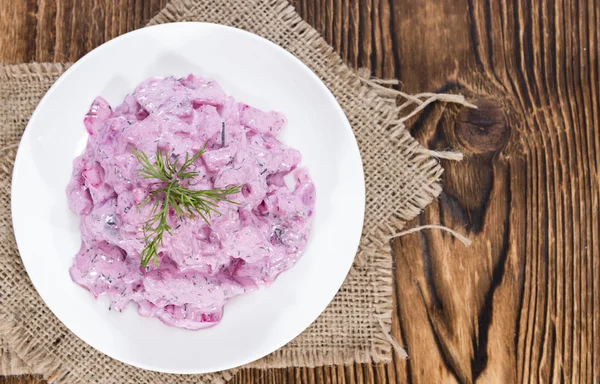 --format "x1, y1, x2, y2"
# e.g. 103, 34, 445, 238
0, 0, 473, 382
